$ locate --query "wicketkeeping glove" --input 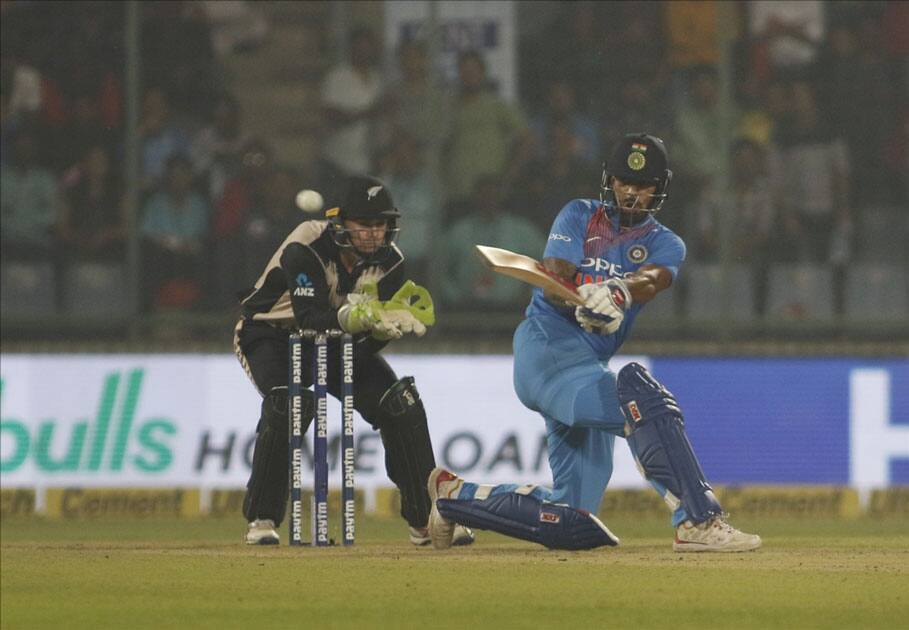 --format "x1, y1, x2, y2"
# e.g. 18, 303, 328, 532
336, 286, 390, 336
371, 280, 436, 339
385, 280, 435, 327
337, 281, 436, 340
574, 278, 631, 335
